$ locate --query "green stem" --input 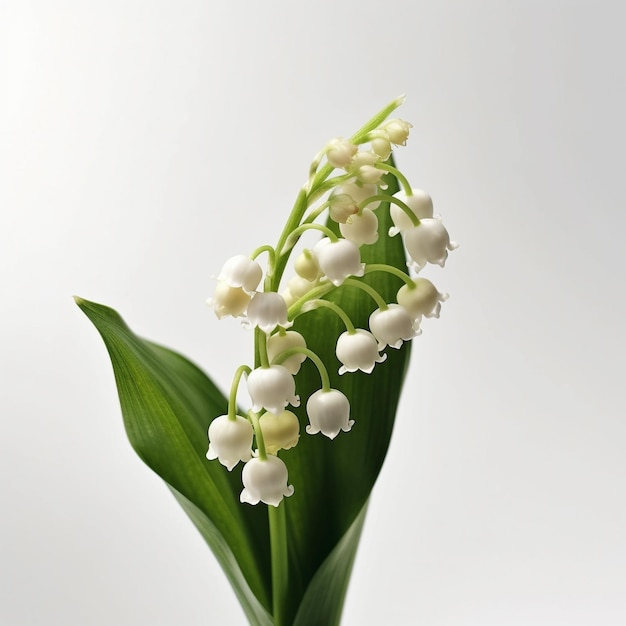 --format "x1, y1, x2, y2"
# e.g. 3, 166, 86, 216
286, 223, 338, 247
273, 346, 331, 391
375, 162, 412, 196
287, 282, 336, 318
268, 502, 288, 626
228, 365, 252, 420
302, 200, 331, 225
257, 329, 270, 368
303, 299, 356, 334
343, 278, 388, 310
364, 263, 416, 288
247, 410, 267, 460
359, 193, 420, 227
